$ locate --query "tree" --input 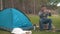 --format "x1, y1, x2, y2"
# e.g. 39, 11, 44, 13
19, 0, 60, 14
